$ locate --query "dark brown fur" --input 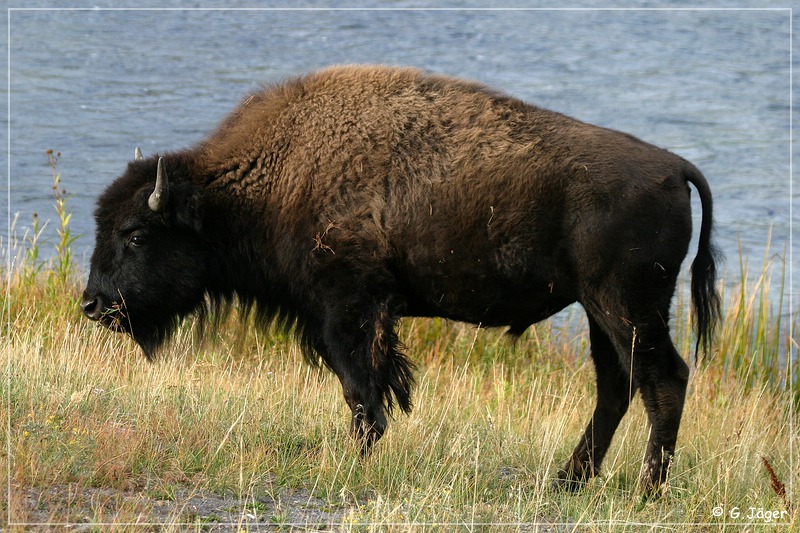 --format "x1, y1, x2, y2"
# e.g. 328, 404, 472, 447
82, 65, 720, 495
